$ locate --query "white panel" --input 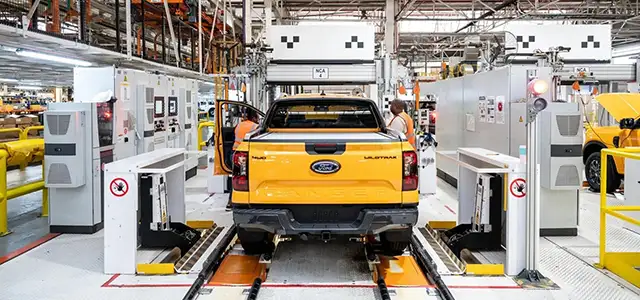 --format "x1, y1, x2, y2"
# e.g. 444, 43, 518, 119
266, 64, 376, 84
504, 24, 612, 61
269, 25, 375, 61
